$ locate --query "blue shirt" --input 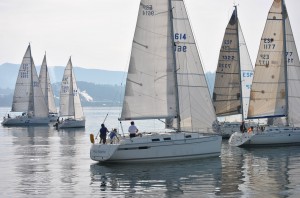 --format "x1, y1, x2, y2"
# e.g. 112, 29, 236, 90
110, 132, 117, 139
